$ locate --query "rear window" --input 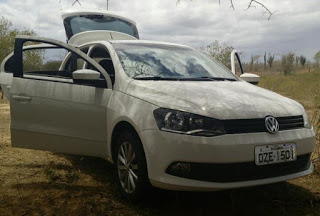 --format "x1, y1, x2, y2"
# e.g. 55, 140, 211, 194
64, 15, 139, 40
